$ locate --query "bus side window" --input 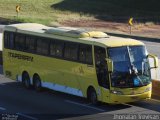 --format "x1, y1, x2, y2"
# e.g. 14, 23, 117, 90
9, 33, 14, 49
79, 44, 93, 65
50, 41, 56, 56
64, 42, 78, 61
79, 45, 85, 63
36, 38, 49, 55
4, 32, 14, 49
86, 46, 93, 65
4, 32, 9, 48
36, 39, 42, 54
50, 40, 64, 58
94, 46, 106, 65
25, 36, 36, 53
15, 34, 25, 51
55, 41, 64, 57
